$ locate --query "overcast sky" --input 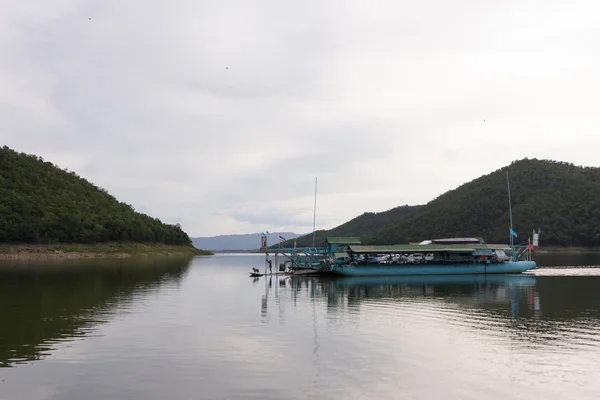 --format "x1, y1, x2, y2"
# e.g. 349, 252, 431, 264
2, 0, 600, 237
